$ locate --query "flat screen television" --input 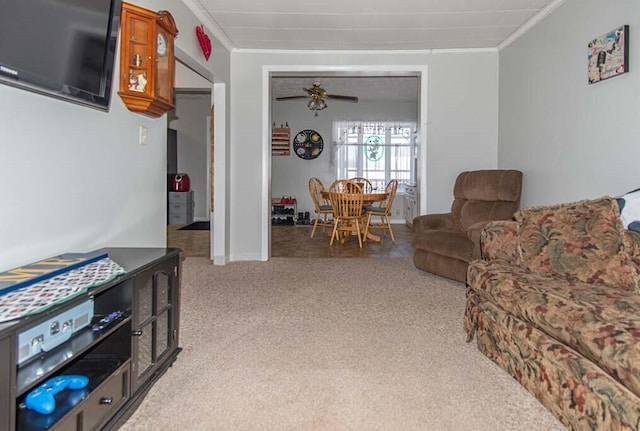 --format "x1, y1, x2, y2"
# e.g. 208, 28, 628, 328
0, 0, 122, 111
